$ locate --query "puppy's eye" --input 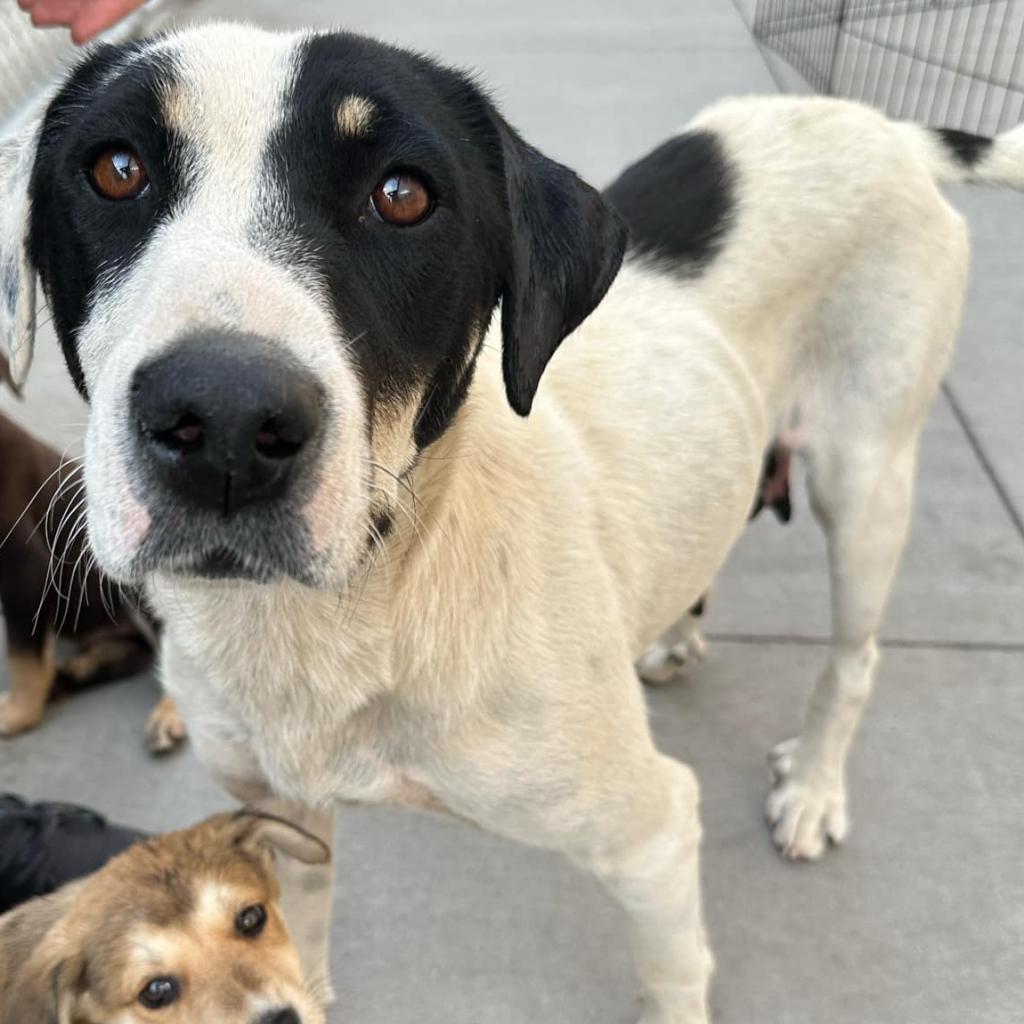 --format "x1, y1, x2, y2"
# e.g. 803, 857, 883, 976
235, 903, 268, 937
89, 146, 150, 200
370, 172, 432, 226
139, 976, 180, 1009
